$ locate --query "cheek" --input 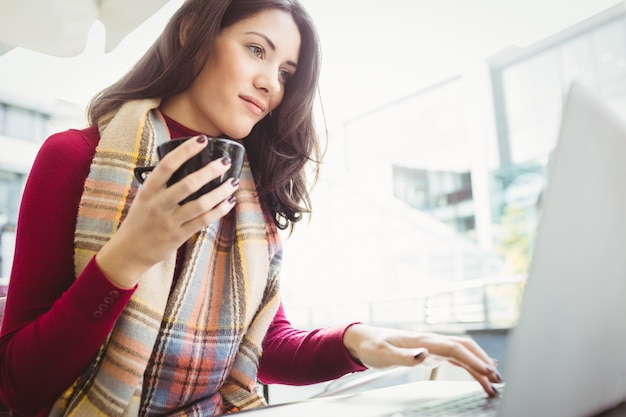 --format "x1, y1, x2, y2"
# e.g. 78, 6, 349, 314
189, 68, 217, 98
269, 91, 286, 112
